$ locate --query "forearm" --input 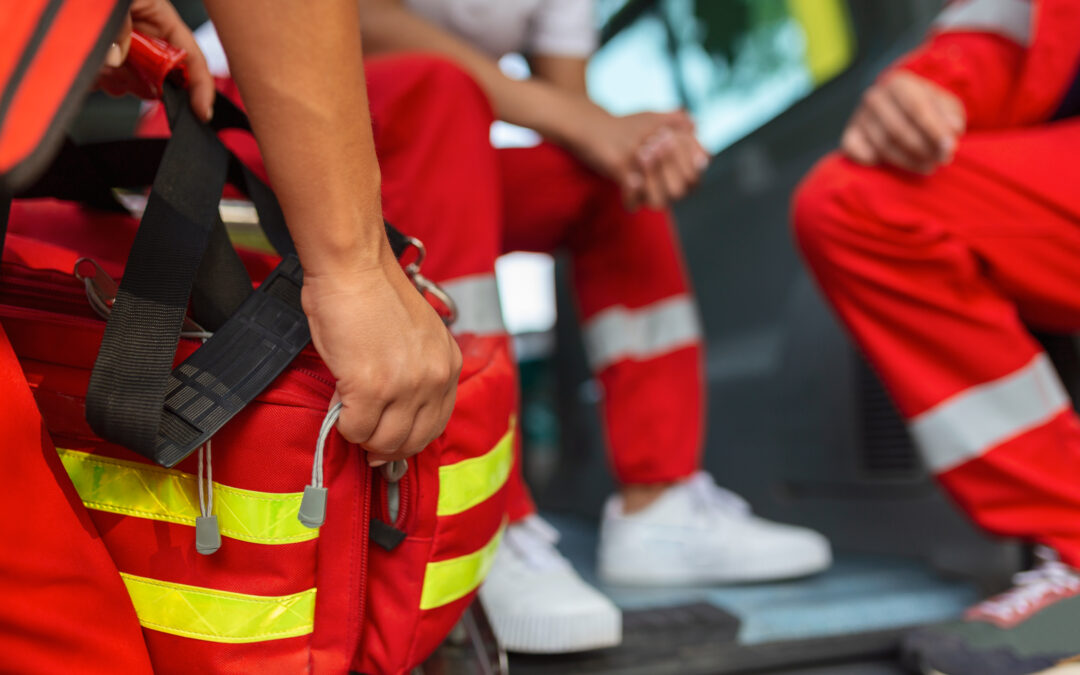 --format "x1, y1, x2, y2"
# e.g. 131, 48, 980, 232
356, 0, 603, 145
204, 0, 388, 276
